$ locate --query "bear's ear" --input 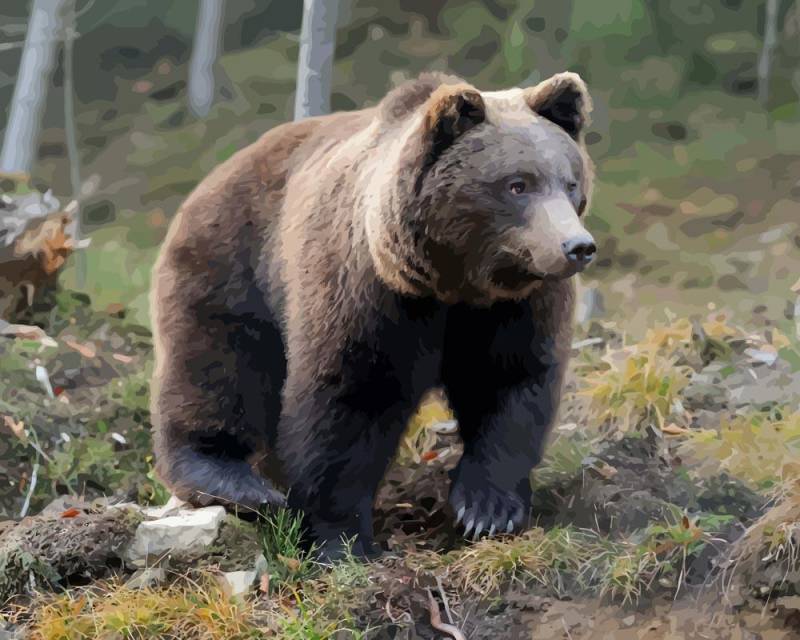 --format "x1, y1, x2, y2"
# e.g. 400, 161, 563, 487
525, 72, 592, 140
420, 83, 486, 165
